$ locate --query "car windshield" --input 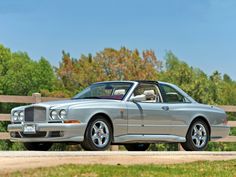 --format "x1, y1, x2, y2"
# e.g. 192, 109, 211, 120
73, 82, 133, 100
